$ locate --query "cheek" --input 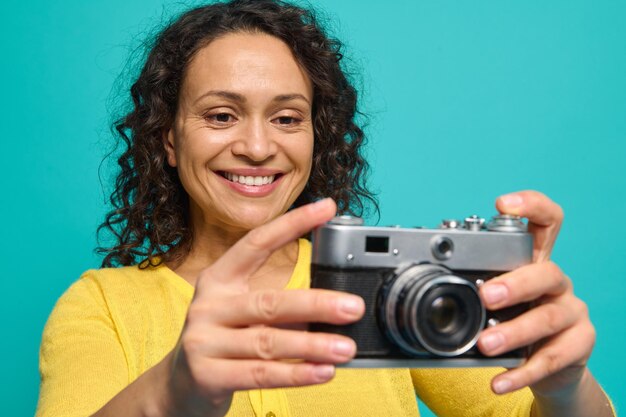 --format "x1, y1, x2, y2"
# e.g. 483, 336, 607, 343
305, 137, 315, 173
175, 128, 229, 165
298, 134, 315, 169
